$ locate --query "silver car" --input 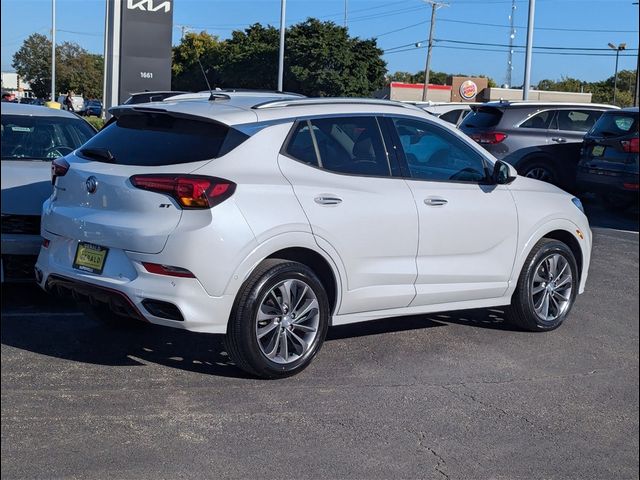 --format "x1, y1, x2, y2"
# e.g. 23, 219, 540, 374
460, 101, 617, 190
1, 103, 95, 281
